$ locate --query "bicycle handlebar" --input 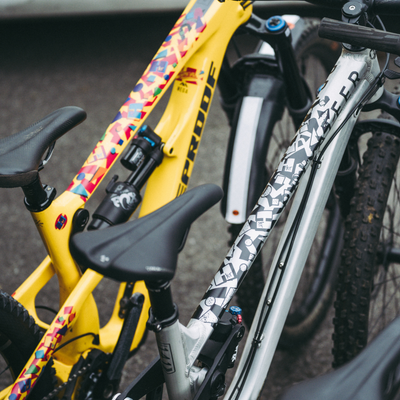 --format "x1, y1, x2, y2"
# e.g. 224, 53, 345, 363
319, 17, 400, 56
305, 0, 400, 14
253, 0, 400, 15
